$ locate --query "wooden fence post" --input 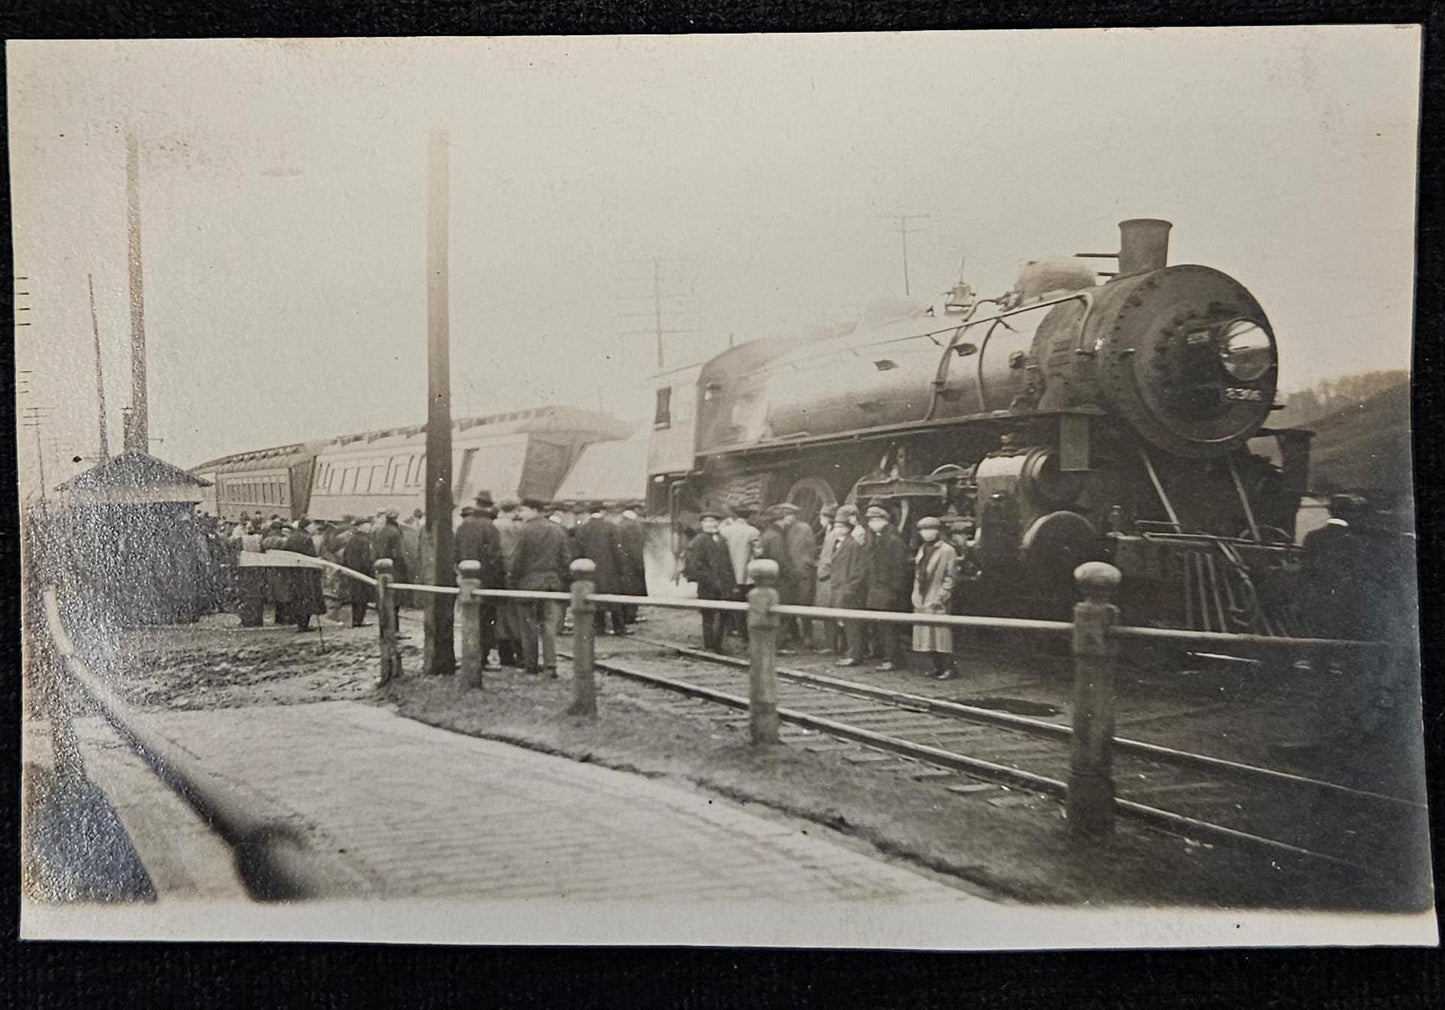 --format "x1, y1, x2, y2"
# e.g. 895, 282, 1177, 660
375, 558, 401, 687
567, 559, 598, 717
747, 559, 781, 745
457, 560, 483, 690
1068, 561, 1122, 840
